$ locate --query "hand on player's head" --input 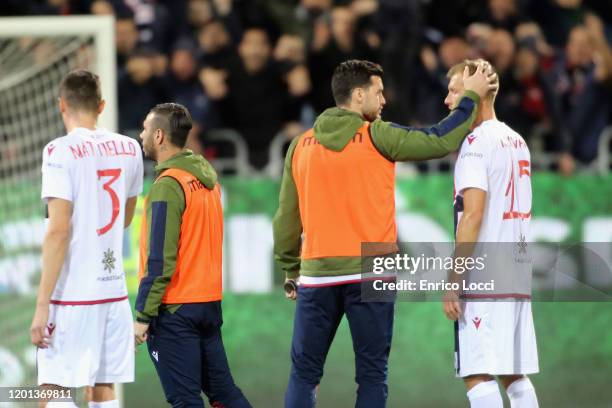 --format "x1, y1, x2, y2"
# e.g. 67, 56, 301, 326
482, 61, 499, 95
462, 61, 499, 99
